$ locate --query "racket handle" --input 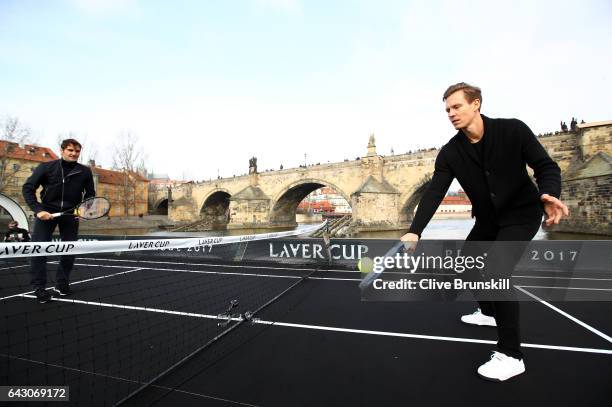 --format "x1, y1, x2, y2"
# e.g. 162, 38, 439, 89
50, 212, 62, 218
